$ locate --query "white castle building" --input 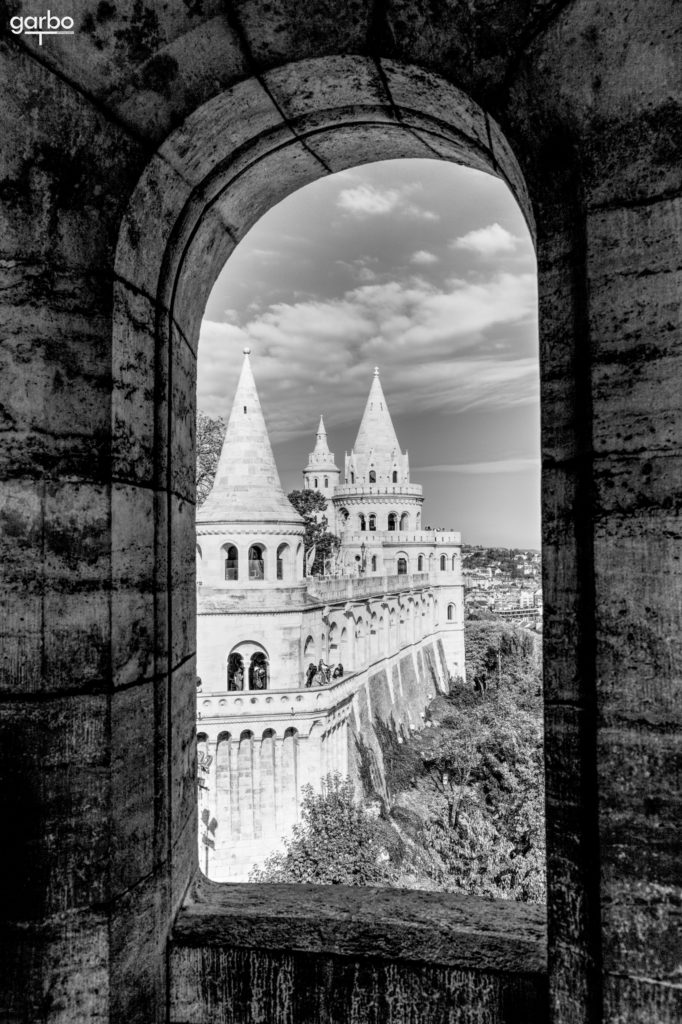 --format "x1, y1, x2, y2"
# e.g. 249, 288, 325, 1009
196, 350, 465, 880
